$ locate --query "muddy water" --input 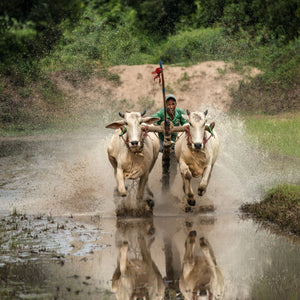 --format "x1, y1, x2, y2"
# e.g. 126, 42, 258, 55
0, 109, 300, 299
